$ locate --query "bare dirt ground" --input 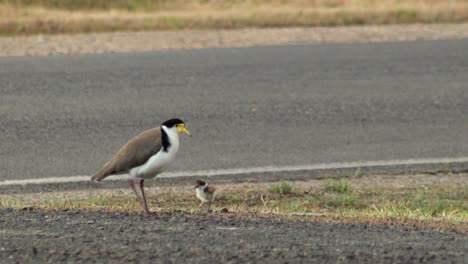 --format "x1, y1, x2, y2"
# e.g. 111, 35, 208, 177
0, 208, 466, 264
2, 23, 468, 56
